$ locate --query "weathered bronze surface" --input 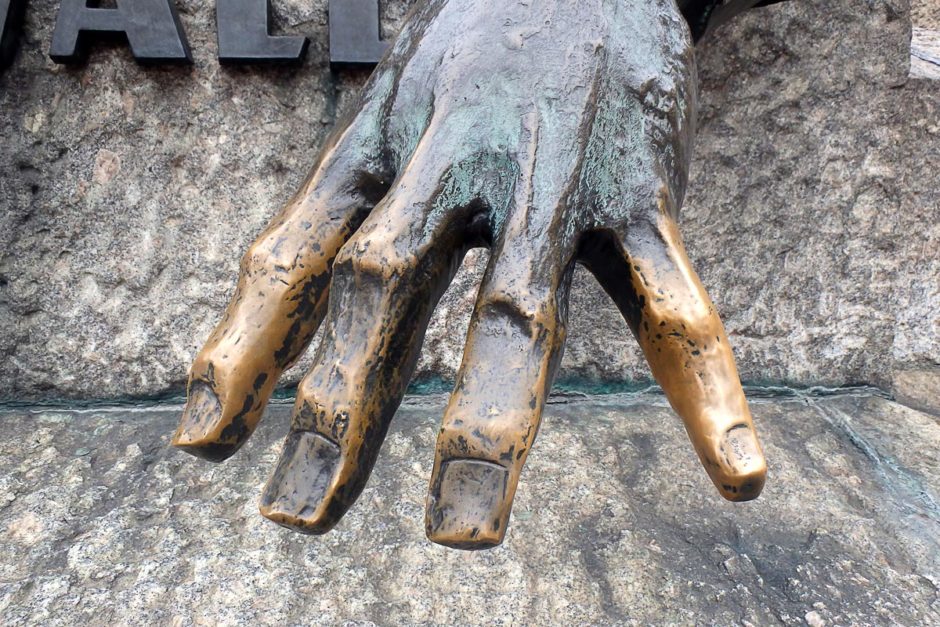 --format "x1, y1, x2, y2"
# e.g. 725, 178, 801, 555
174, 0, 779, 549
